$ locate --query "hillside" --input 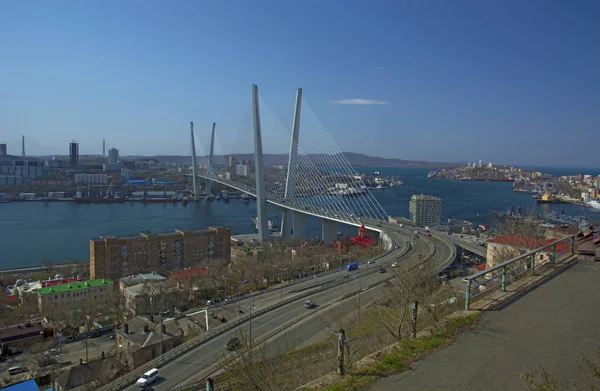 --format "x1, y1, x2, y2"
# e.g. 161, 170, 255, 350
141, 152, 461, 169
